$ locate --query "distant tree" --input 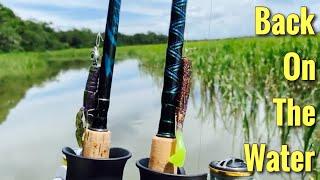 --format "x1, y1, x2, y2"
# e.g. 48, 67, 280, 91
0, 3, 168, 52
0, 4, 22, 52
117, 31, 167, 46
57, 29, 96, 48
